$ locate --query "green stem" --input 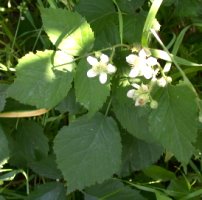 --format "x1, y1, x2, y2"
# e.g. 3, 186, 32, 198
105, 98, 112, 117
150, 29, 192, 85
53, 43, 130, 68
